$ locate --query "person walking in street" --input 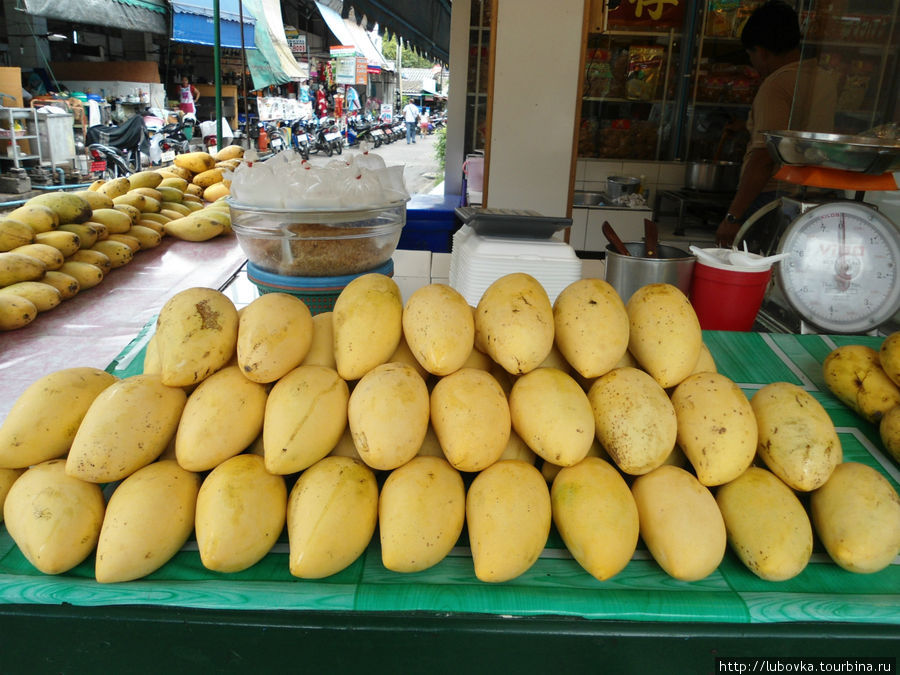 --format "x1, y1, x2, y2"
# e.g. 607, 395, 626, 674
179, 76, 200, 115
403, 99, 420, 144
